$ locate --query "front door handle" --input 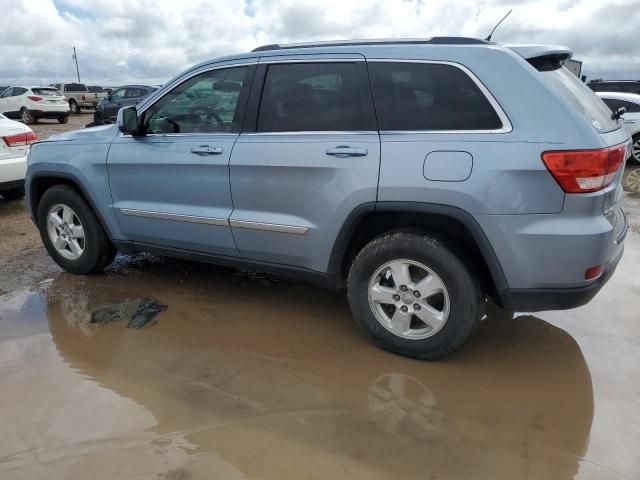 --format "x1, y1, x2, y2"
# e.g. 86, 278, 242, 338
191, 145, 223, 156
326, 146, 368, 158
